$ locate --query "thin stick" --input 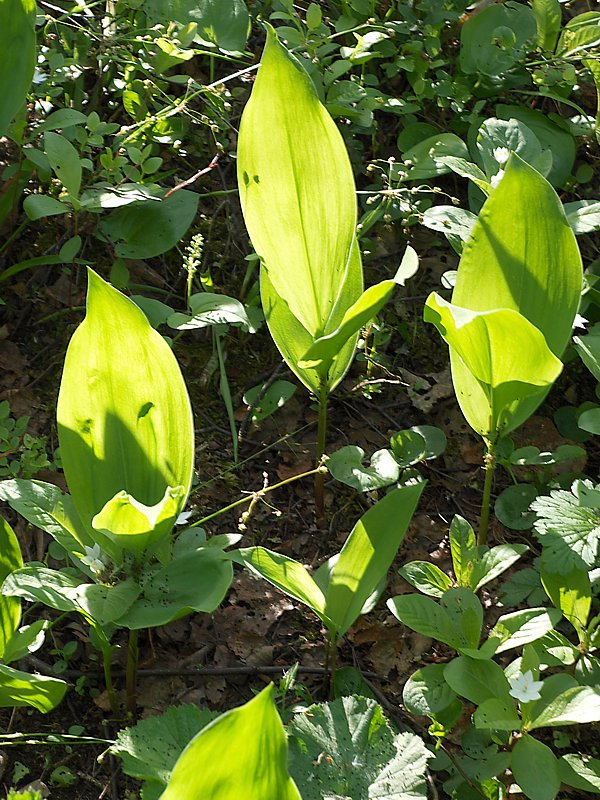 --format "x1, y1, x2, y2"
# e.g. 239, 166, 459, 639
163, 154, 220, 199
